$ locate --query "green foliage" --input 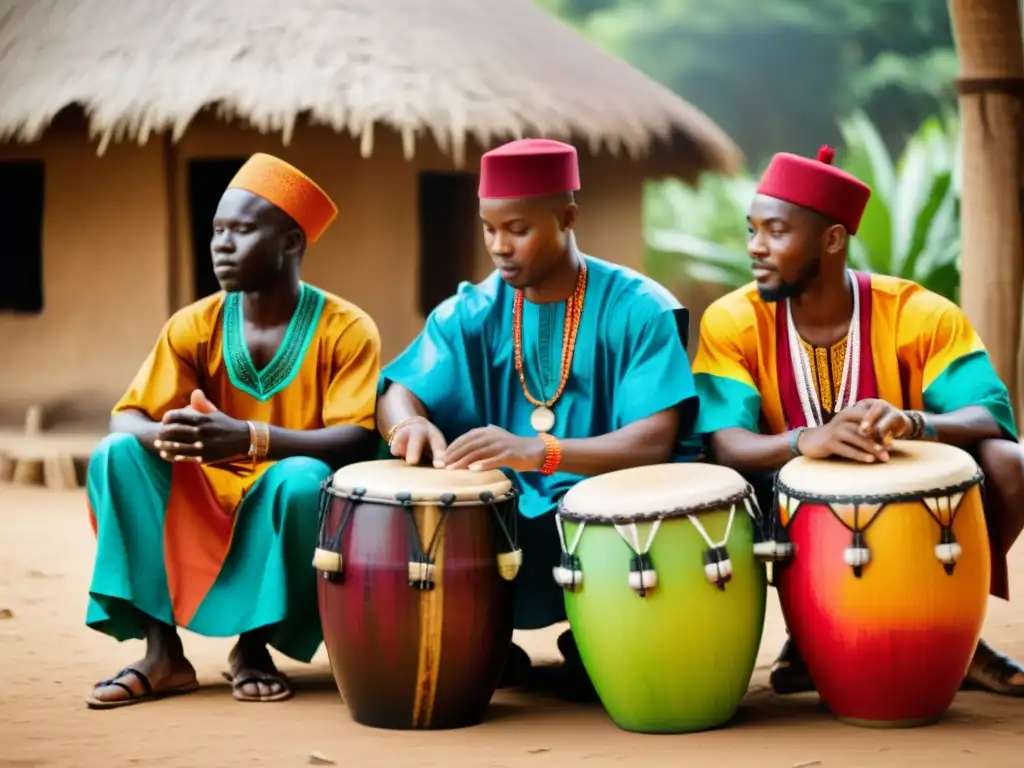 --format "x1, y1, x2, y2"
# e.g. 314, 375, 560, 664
644, 112, 963, 301
532, 0, 958, 168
